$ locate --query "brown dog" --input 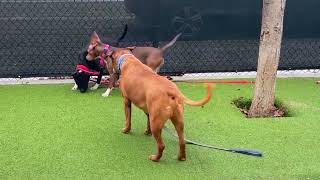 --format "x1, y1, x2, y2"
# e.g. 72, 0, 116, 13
106, 48, 212, 162
86, 32, 181, 97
